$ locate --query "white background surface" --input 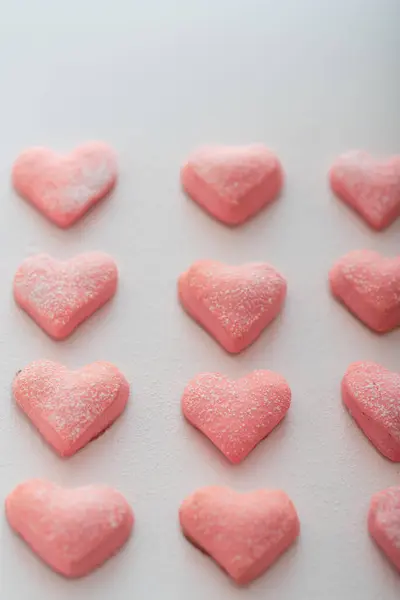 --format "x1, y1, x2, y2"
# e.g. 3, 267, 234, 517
0, 0, 399, 598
